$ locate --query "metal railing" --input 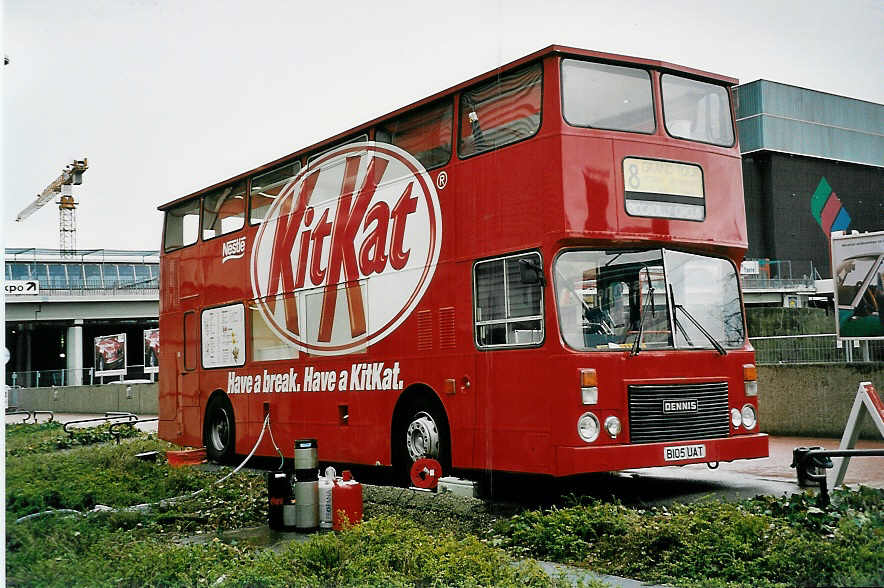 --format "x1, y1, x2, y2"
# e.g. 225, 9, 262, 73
740, 259, 820, 291
751, 334, 884, 364
8, 365, 158, 389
